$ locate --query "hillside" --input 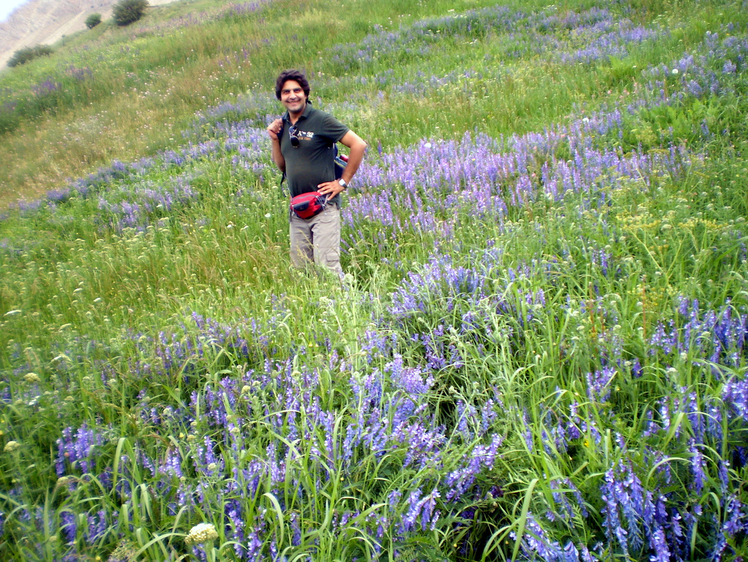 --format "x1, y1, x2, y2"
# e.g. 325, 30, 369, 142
0, 0, 746, 560
0, 0, 179, 68
0, 0, 246, 208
